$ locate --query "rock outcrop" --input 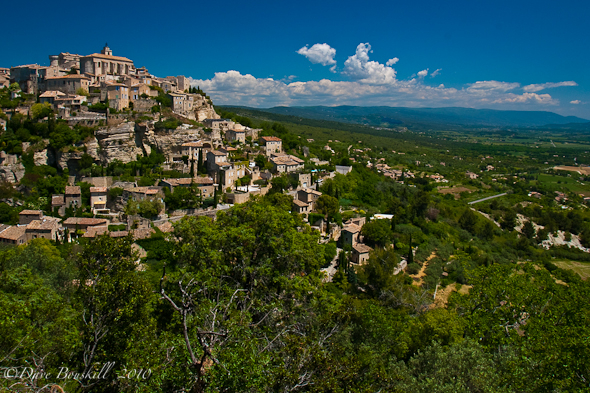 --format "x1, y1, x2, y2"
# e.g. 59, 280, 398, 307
95, 121, 144, 164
